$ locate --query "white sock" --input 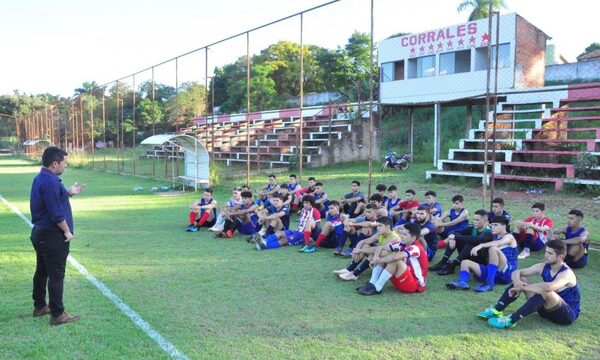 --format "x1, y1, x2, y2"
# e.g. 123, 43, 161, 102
369, 265, 384, 284
374, 269, 393, 292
